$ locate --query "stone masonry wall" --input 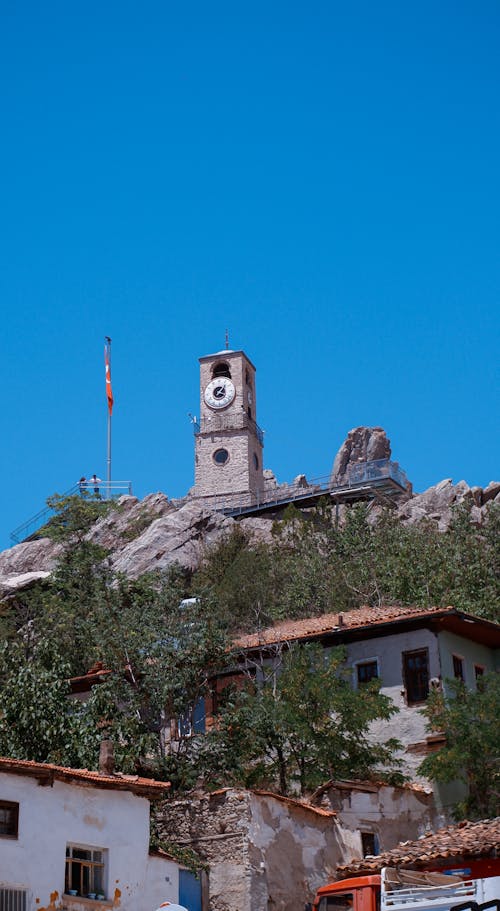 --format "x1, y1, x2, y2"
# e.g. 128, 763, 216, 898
155, 788, 357, 911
